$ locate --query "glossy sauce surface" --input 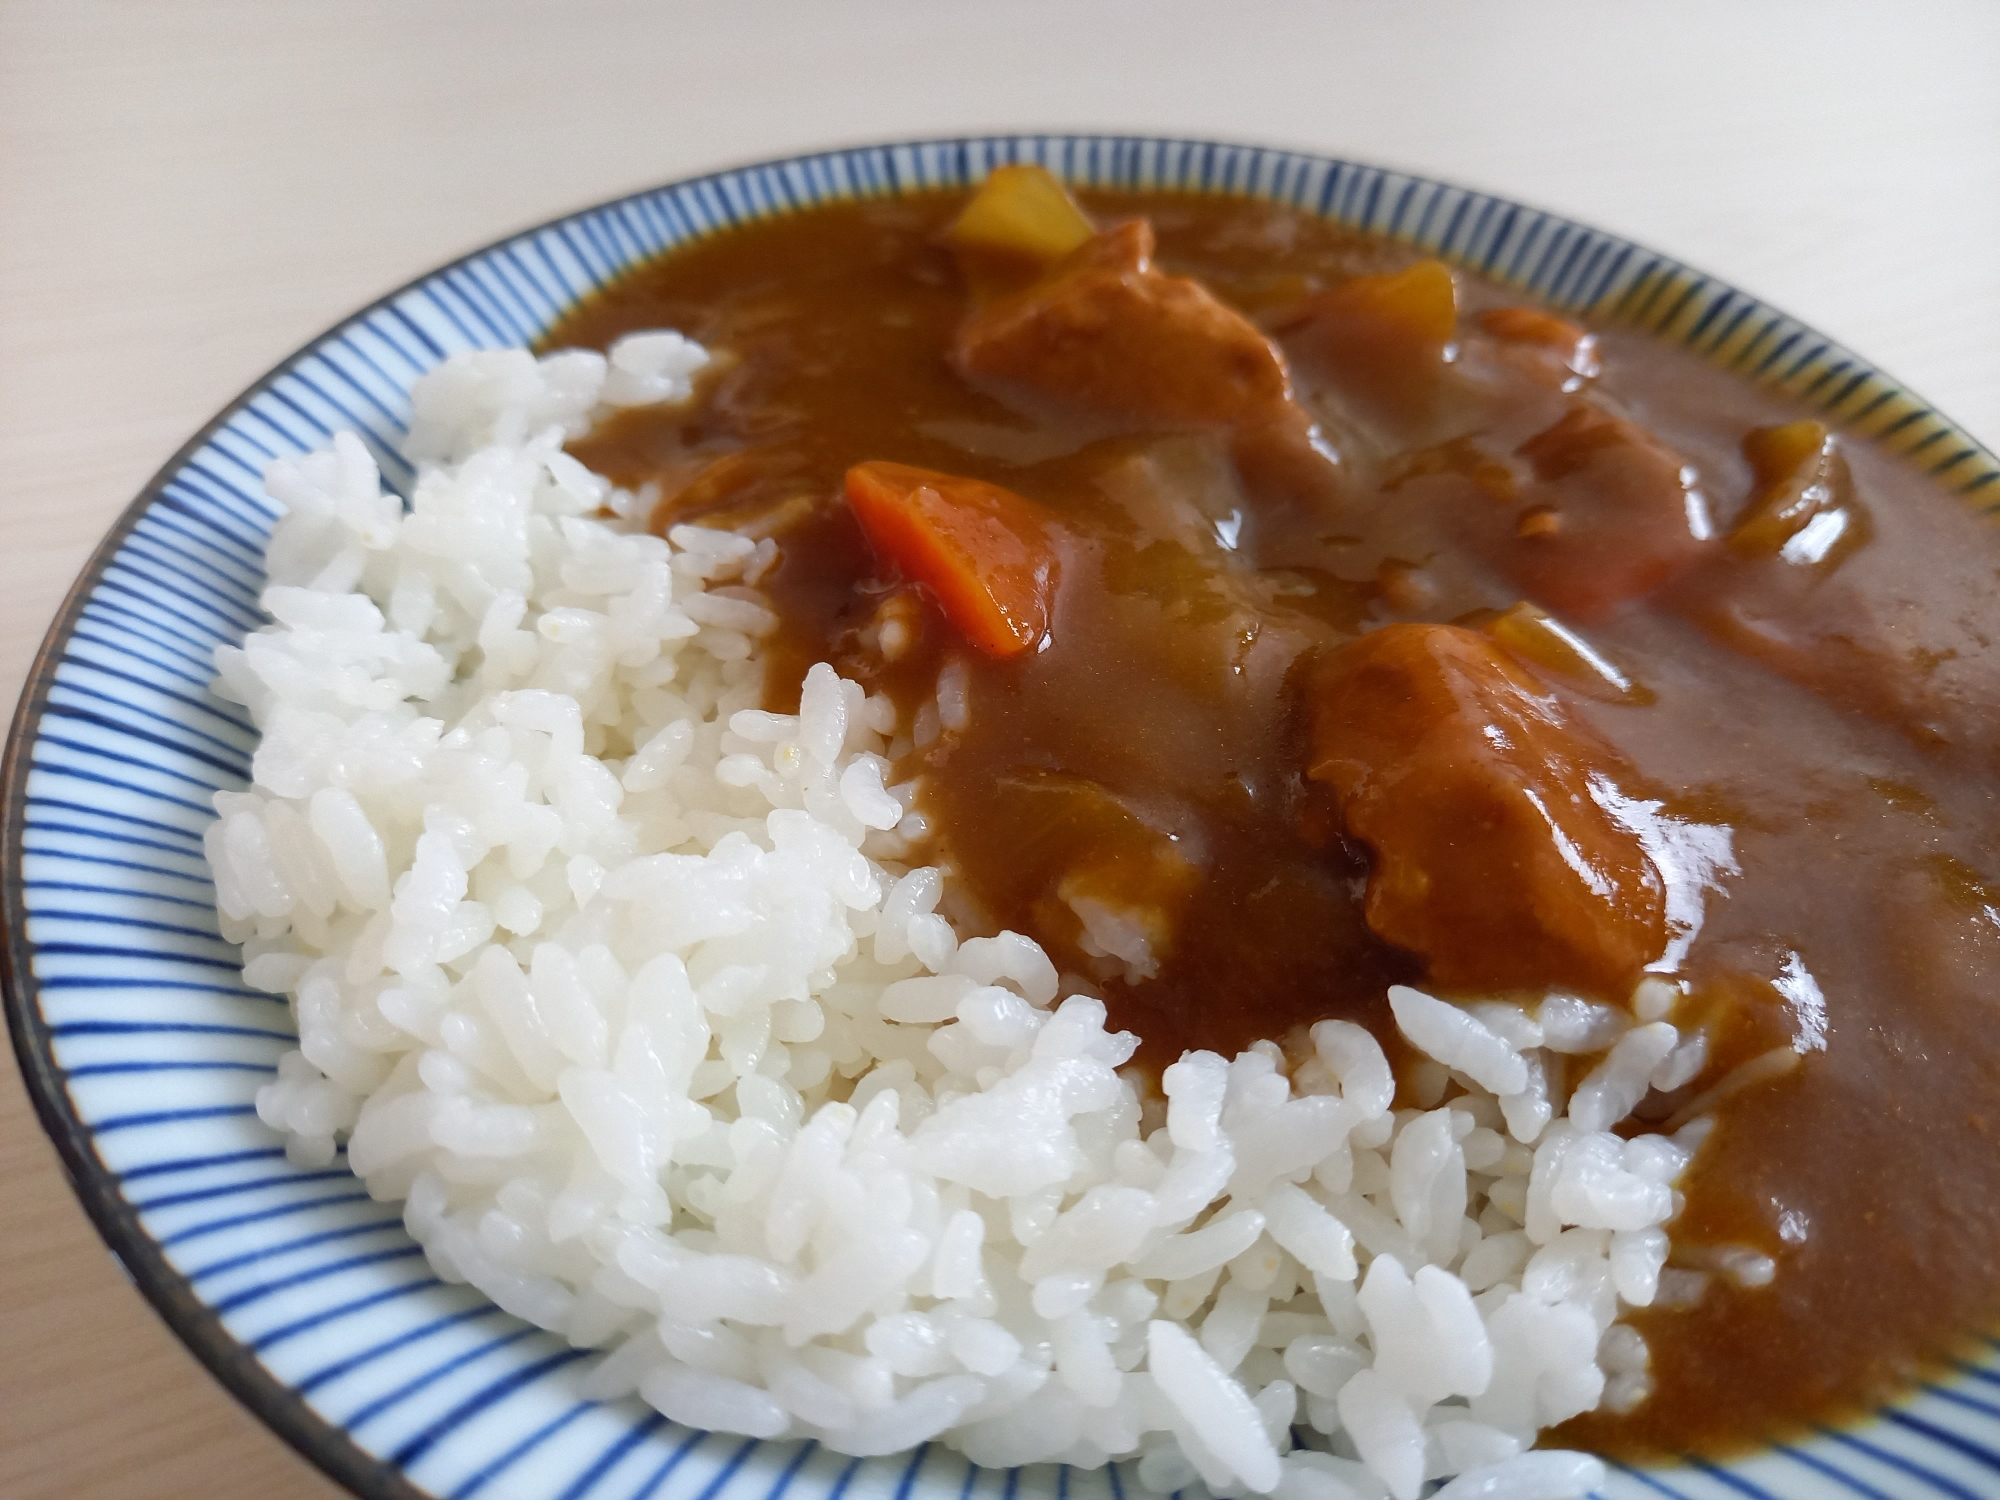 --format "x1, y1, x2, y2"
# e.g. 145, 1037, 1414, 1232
549, 191, 2000, 1459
